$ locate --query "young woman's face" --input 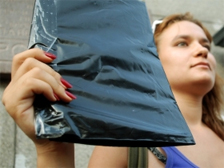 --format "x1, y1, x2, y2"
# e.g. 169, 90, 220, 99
157, 21, 216, 95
